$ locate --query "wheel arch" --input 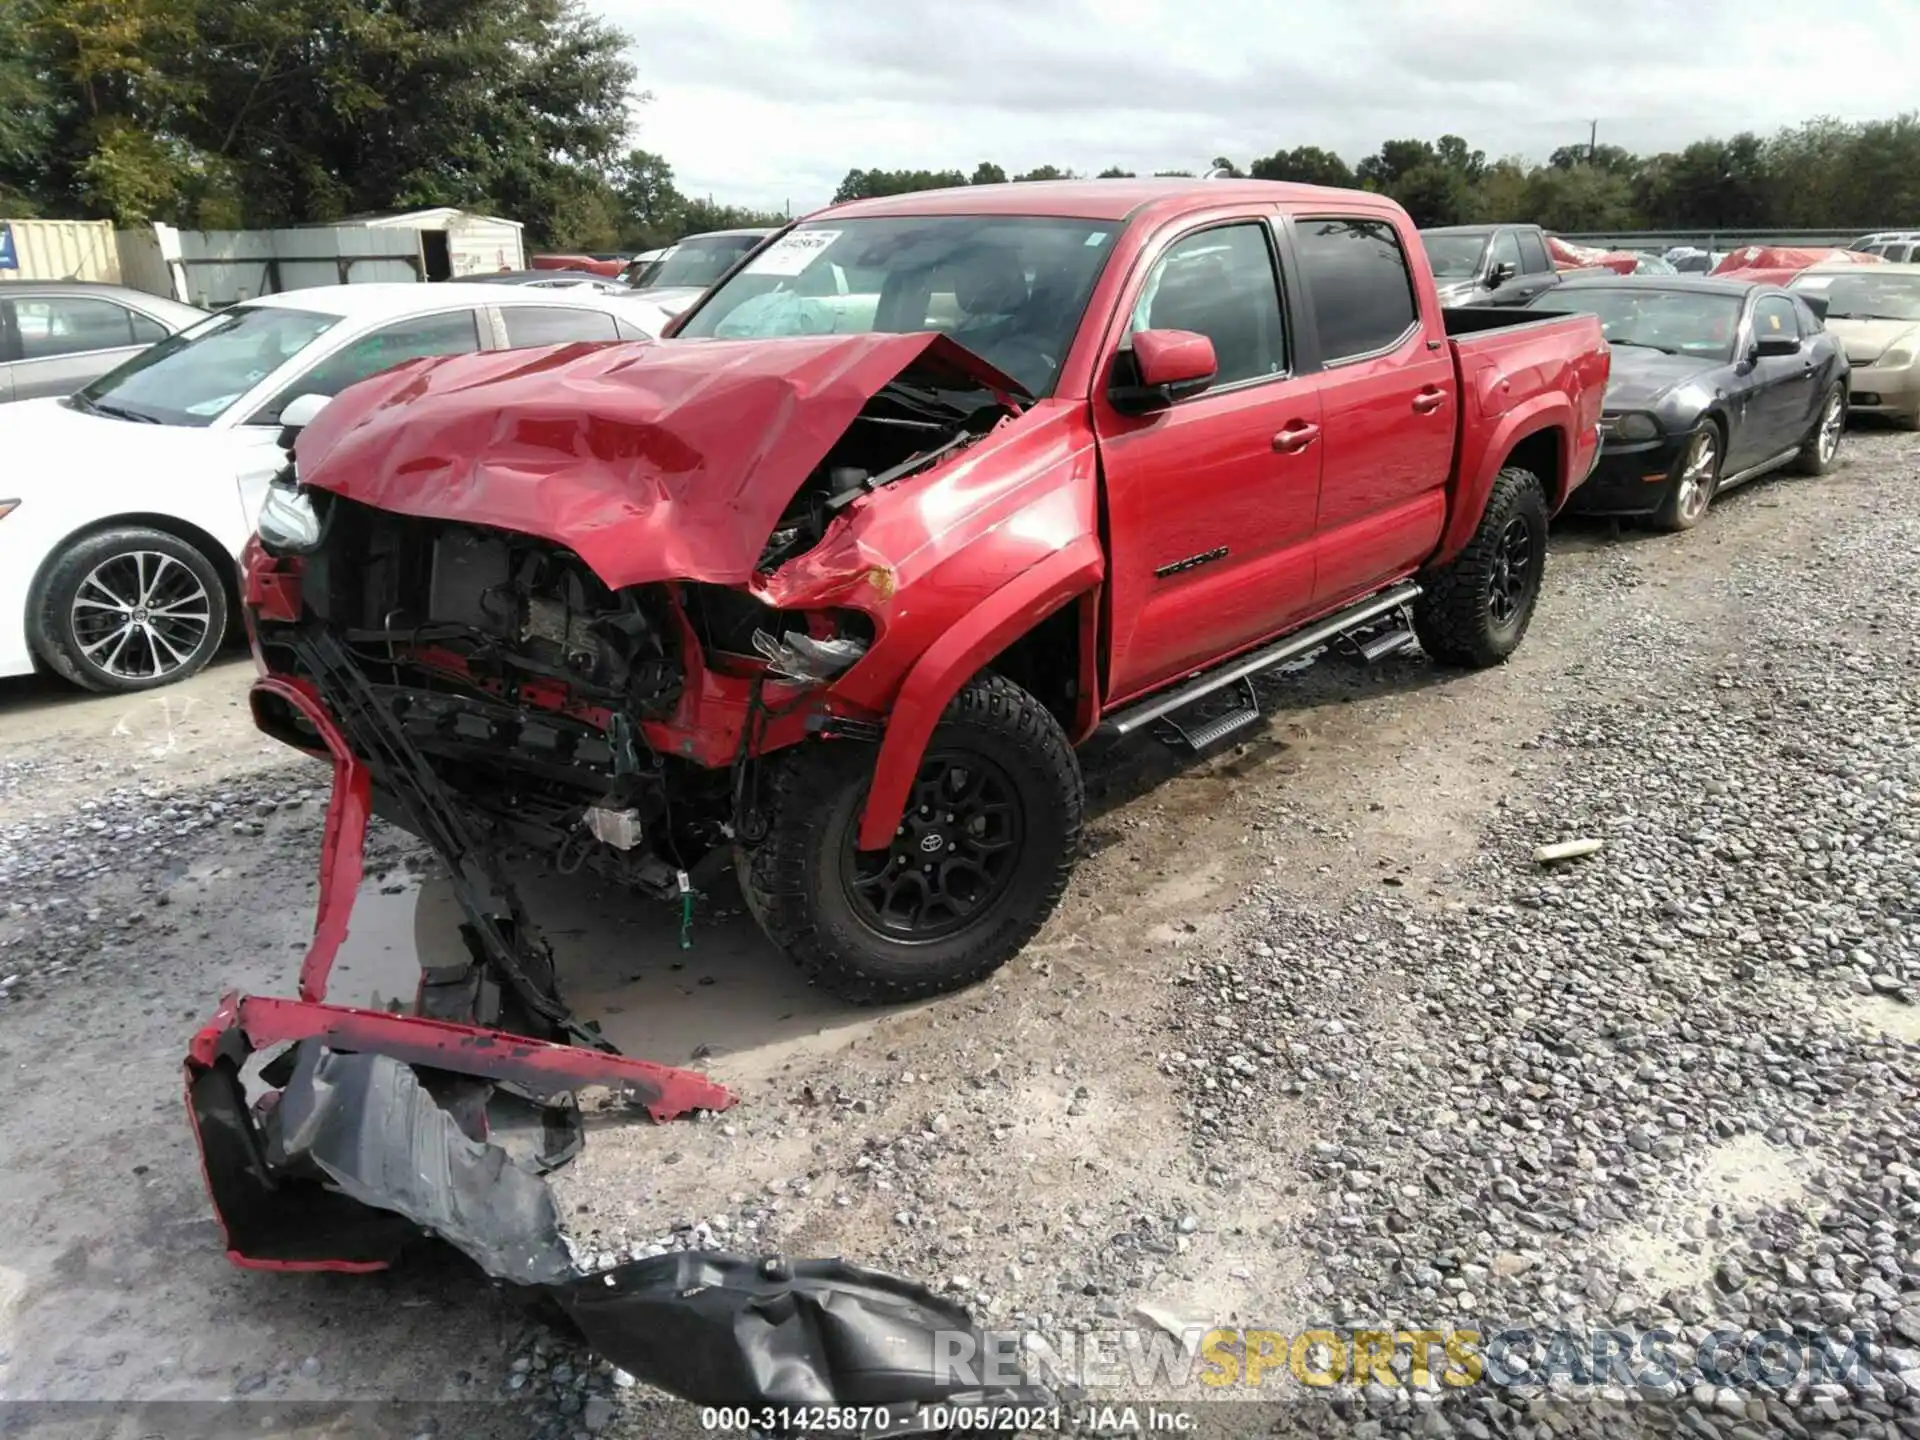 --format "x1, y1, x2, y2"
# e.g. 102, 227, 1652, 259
27, 511, 242, 621
854, 535, 1105, 851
